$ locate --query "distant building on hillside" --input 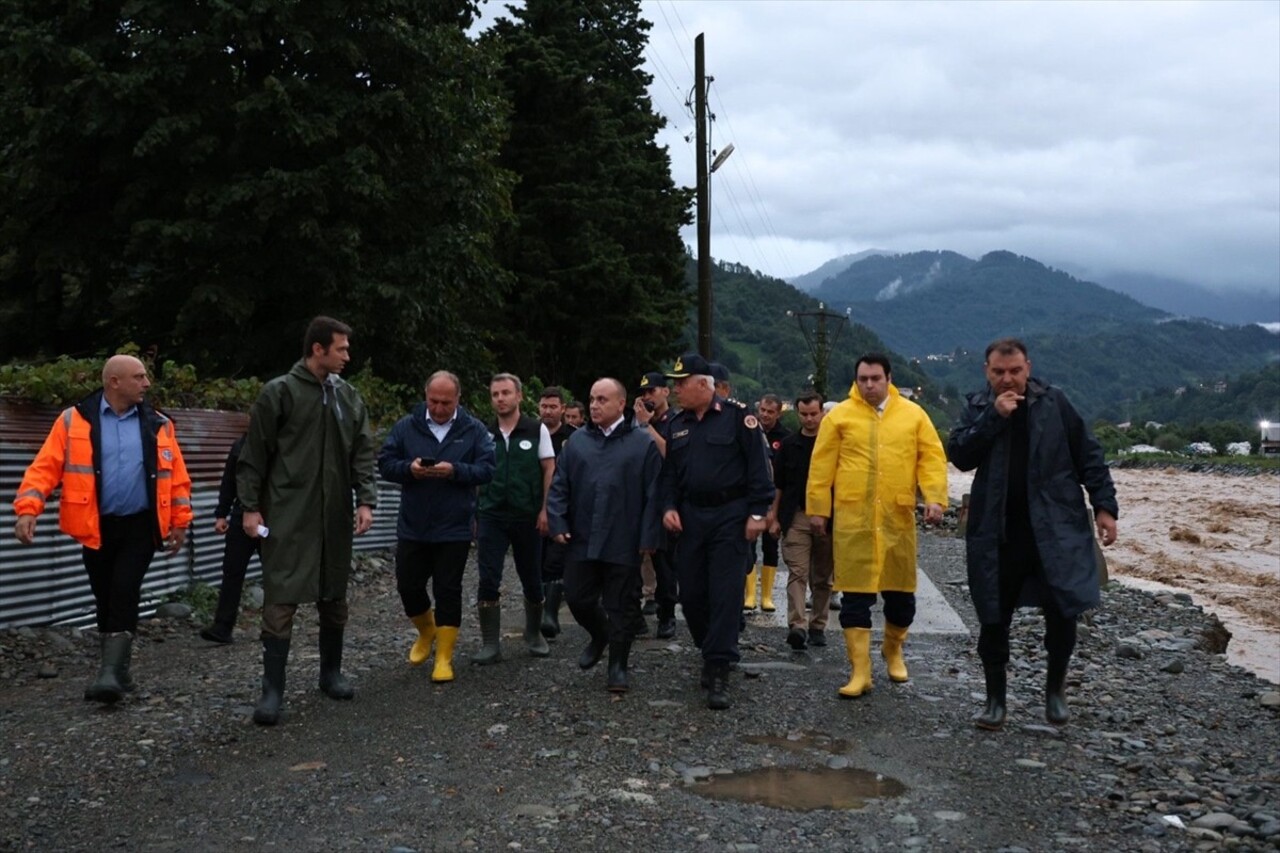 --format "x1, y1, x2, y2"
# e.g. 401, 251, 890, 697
1262, 422, 1280, 456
